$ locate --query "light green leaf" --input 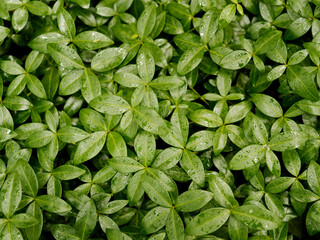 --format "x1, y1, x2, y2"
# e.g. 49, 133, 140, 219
181, 149, 205, 187
133, 106, 168, 135
209, 174, 239, 208
80, 68, 101, 103
91, 48, 127, 72
107, 131, 127, 158
229, 145, 266, 170
177, 46, 206, 75
47, 43, 84, 70
89, 94, 130, 115
141, 206, 170, 234
108, 157, 144, 173
137, 4, 156, 40
251, 93, 283, 118
57, 126, 90, 143
166, 209, 184, 240
287, 65, 319, 101
73, 31, 113, 50
175, 190, 213, 212
75, 200, 97, 240
73, 131, 107, 165
35, 195, 71, 213
185, 208, 230, 235
232, 204, 282, 230
1, 172, 21, 218
142, 174, 173, 208
188, 109, 223, 128
51, 224, 80, 240
220, 50, 251, 70
29, 33, 70, 53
